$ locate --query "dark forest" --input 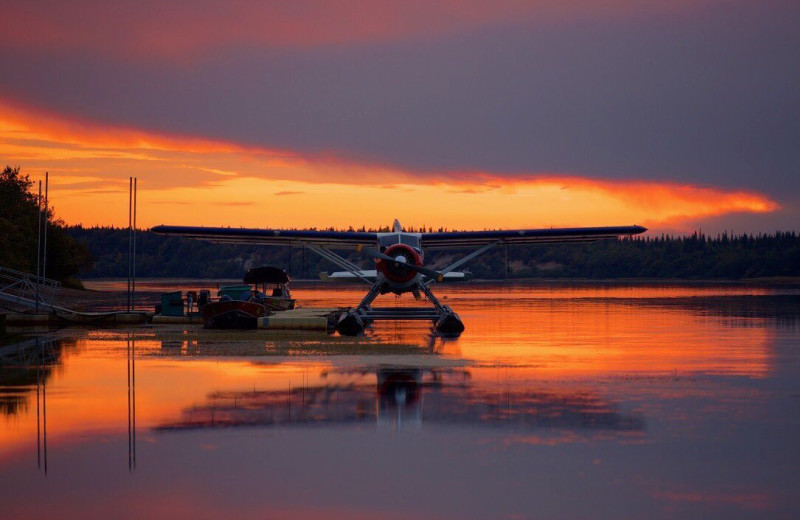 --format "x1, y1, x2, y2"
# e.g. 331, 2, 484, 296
66, 226, 800, 281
